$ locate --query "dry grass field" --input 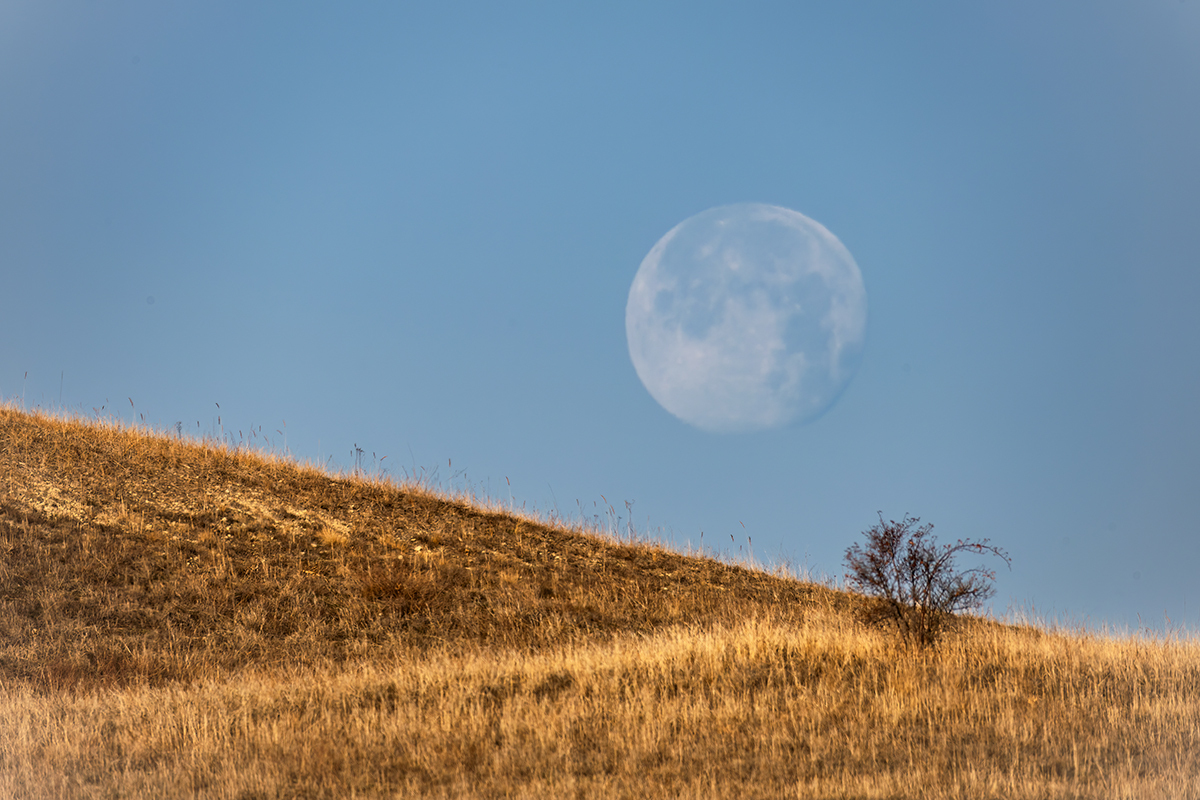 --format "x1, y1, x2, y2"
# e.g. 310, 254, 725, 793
1, 404, 1198, 799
